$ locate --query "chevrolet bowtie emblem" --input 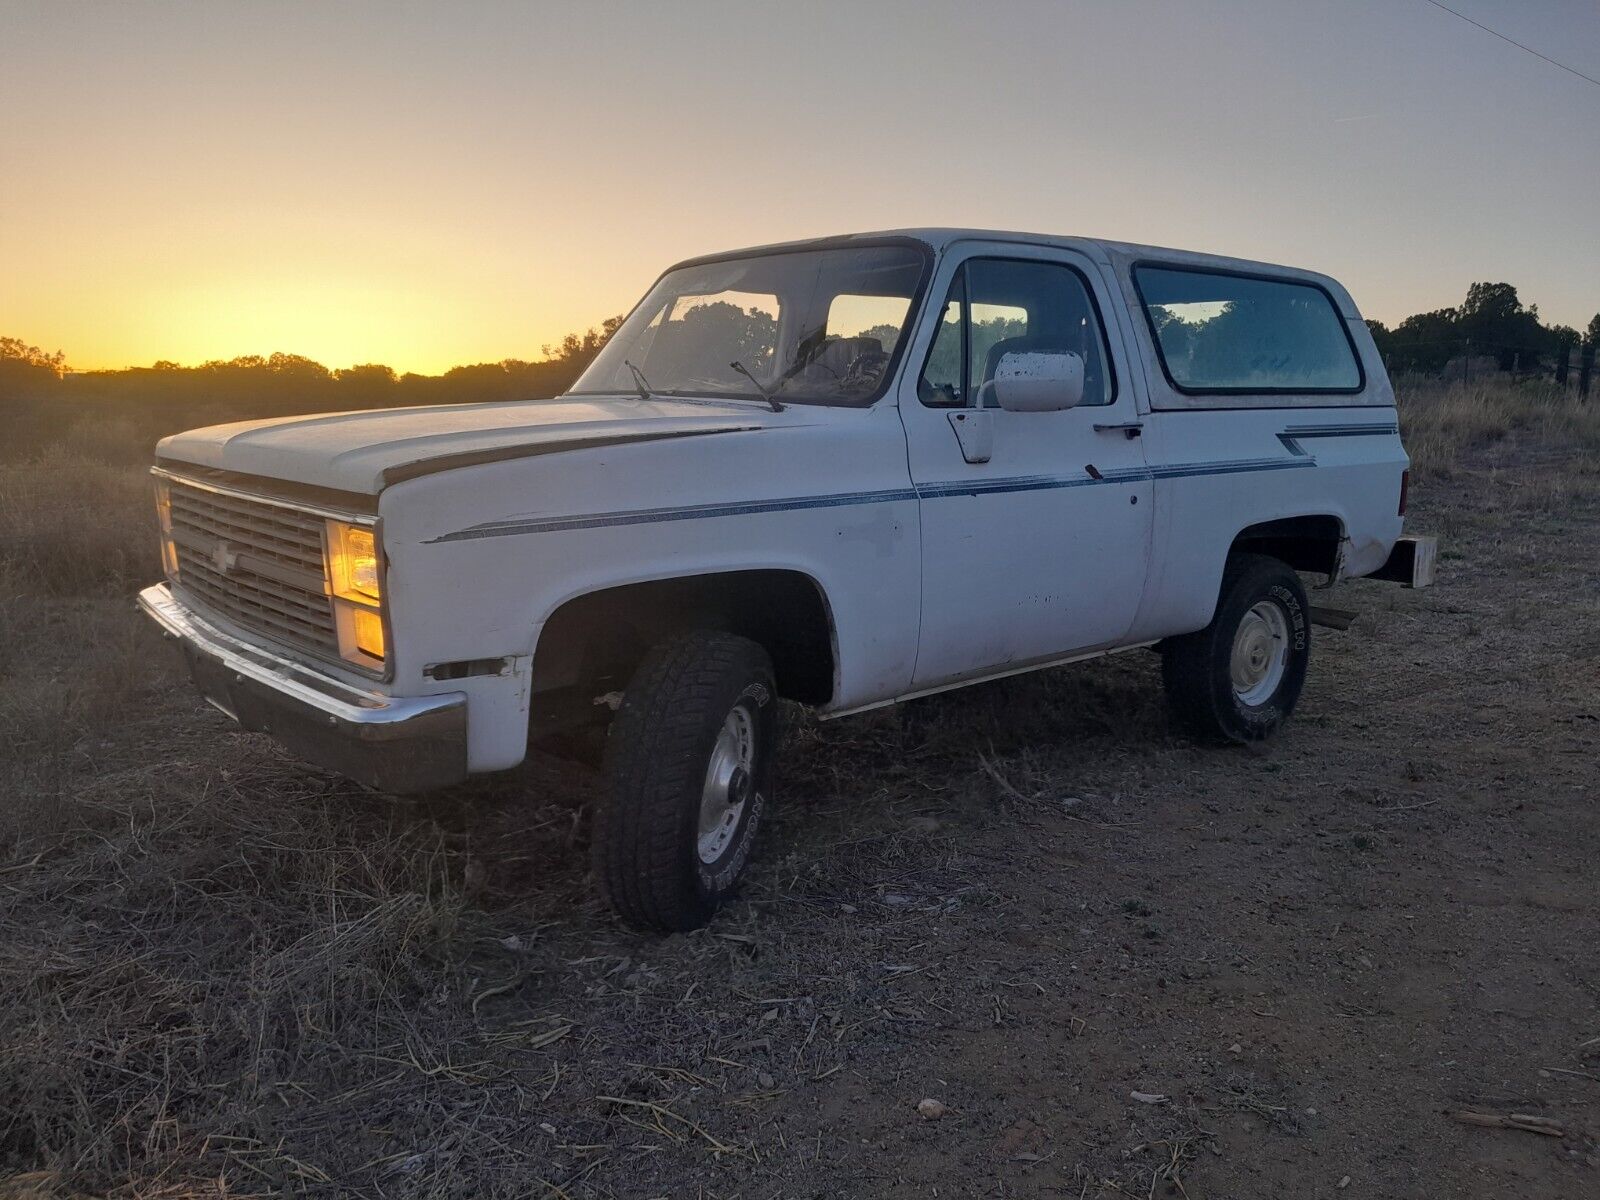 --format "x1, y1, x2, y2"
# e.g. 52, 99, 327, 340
211, 541, 239, 574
